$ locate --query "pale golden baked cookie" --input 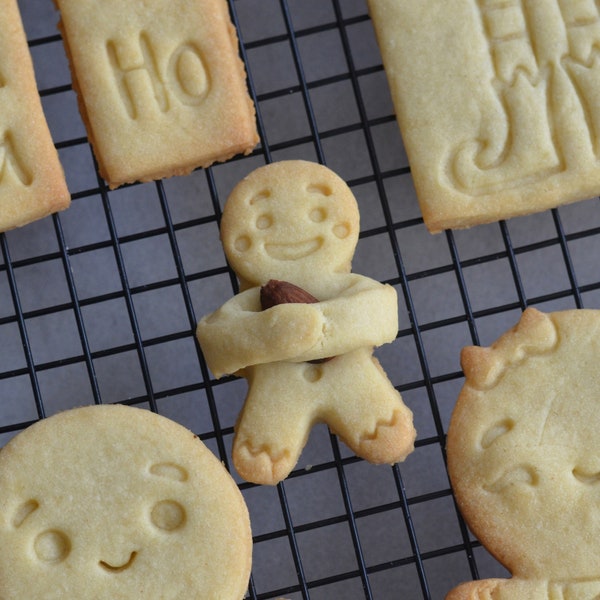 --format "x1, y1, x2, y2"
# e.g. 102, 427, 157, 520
368, 1, 600, 232
446, 307, 600, 599
0, 0, 70, 231
0, 404, 252, 599
196, 160, 416, 485
54, 0, 259, 189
